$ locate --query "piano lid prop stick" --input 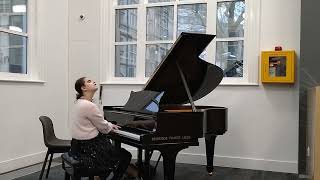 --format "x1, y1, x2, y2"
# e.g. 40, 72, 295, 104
176, 62, 197, 112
